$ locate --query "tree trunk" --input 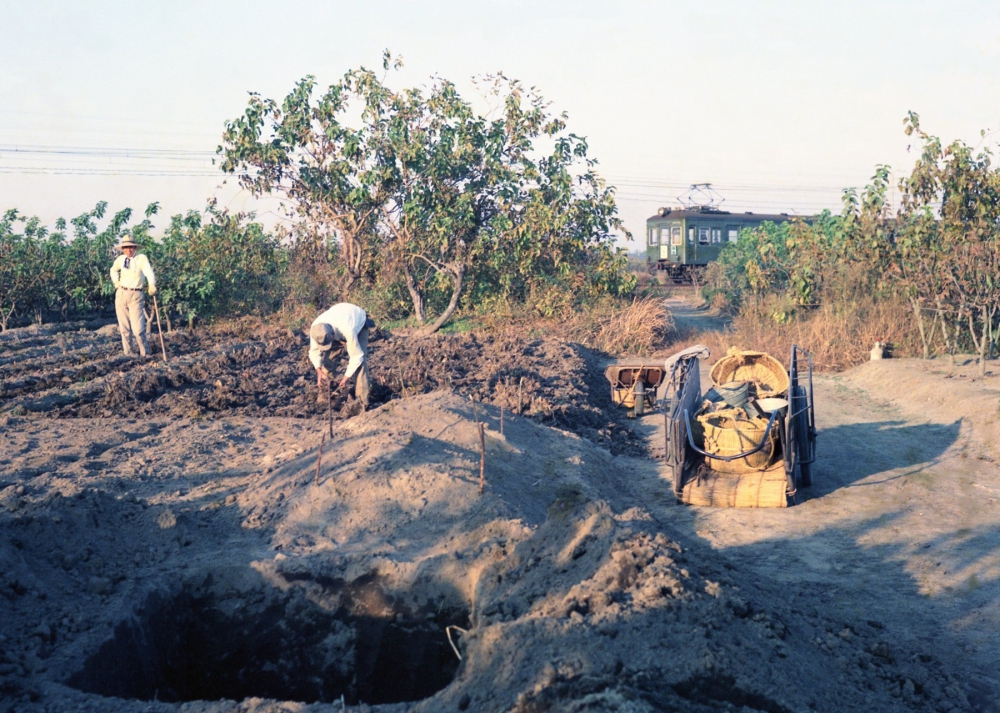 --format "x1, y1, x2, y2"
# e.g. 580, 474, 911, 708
402, 262, 426, 324
910, 296, 930, 359
967, 308, 988, 376
935, 299, 955, 366
988, 304, 997, 361
342, 270, 357, 298
417, 263, 465, 336
980, 305, 990, 376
